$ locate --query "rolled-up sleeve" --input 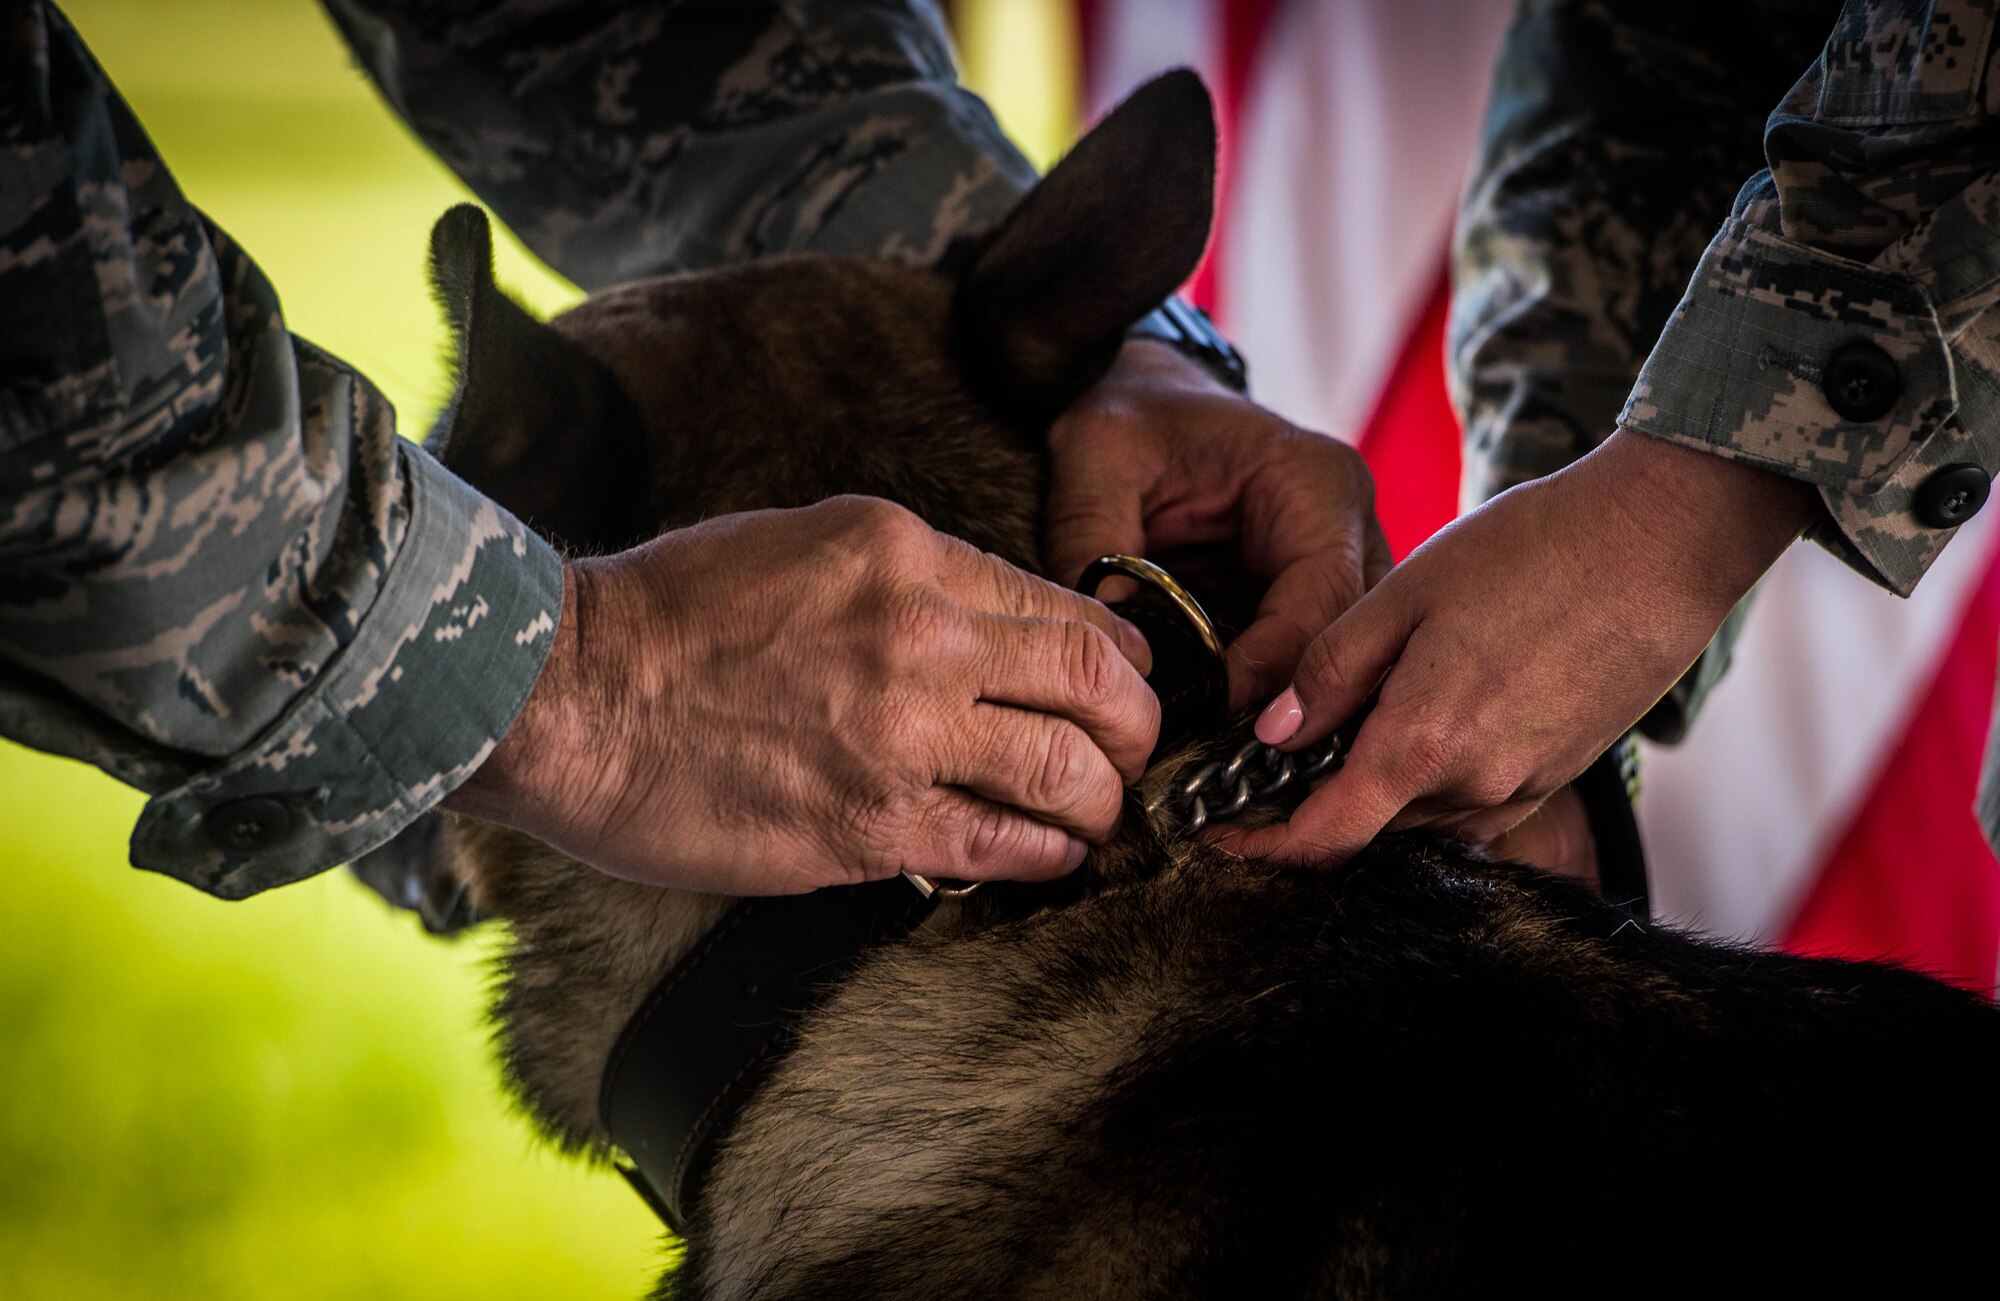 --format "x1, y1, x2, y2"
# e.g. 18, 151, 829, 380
321, 0, 1039, 286
1620, 0, 2000, 595
0, 3, 562, 898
